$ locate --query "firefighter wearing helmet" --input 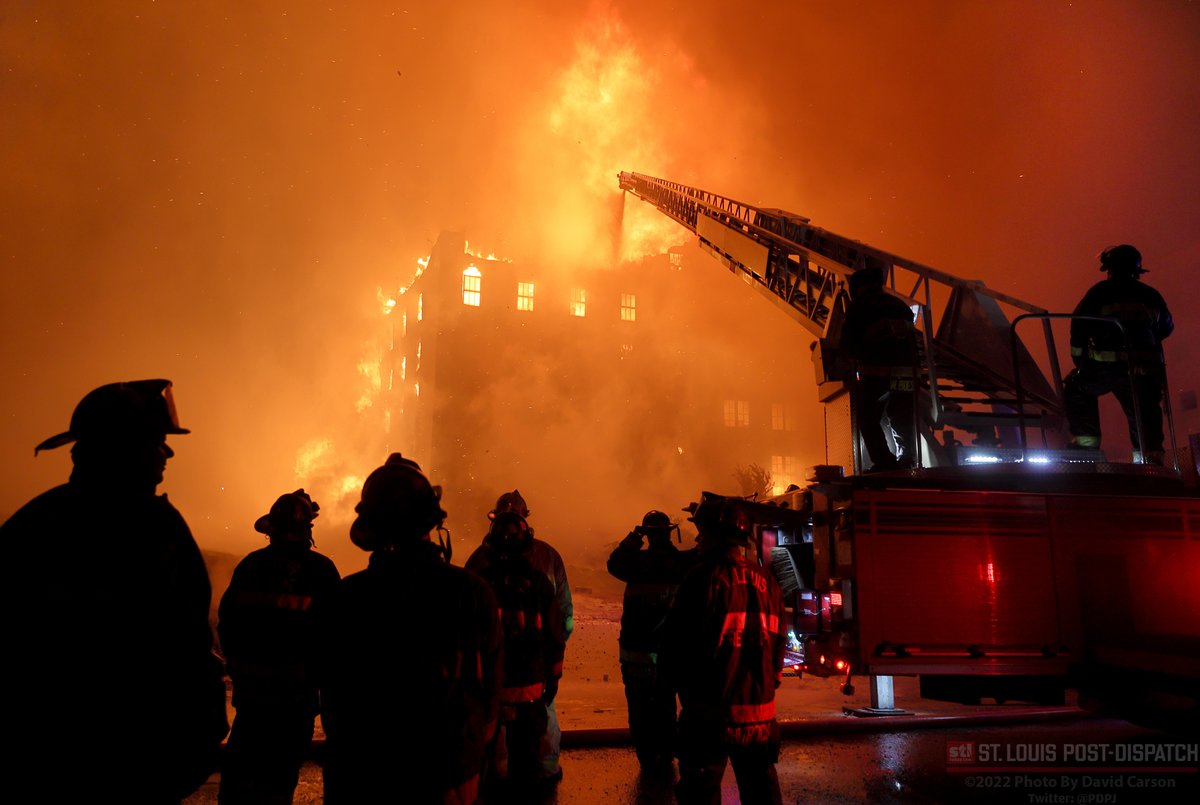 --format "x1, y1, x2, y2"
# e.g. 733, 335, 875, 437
0, 380, 228, 801
660, 493, 787, 805
217, 489, 341, 805
1065, 245, 1174, 464
317, 454, 502, 804
469, 511, 567, 797
607, 509, 699, 767
467, 489, 572, 785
